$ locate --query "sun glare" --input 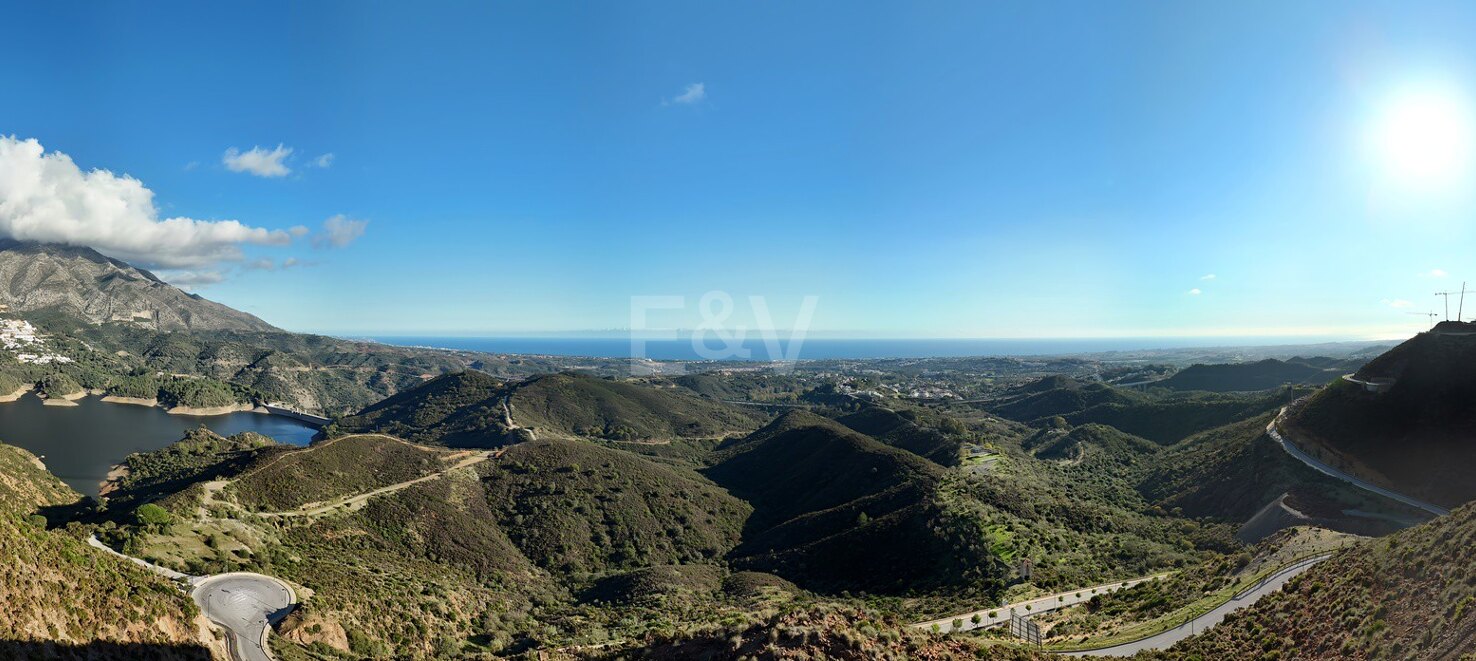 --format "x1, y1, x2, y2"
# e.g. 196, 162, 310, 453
1370, 85, 1476, 189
